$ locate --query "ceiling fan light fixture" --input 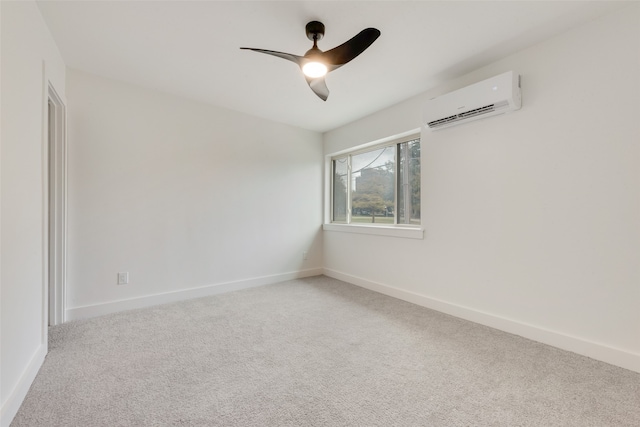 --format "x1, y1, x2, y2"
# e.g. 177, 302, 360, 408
302, 61, 327, 78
